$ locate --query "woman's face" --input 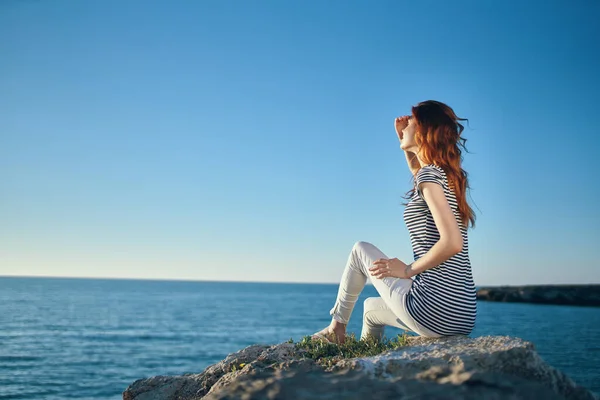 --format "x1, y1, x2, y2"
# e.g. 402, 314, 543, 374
400, 117, 418, 152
